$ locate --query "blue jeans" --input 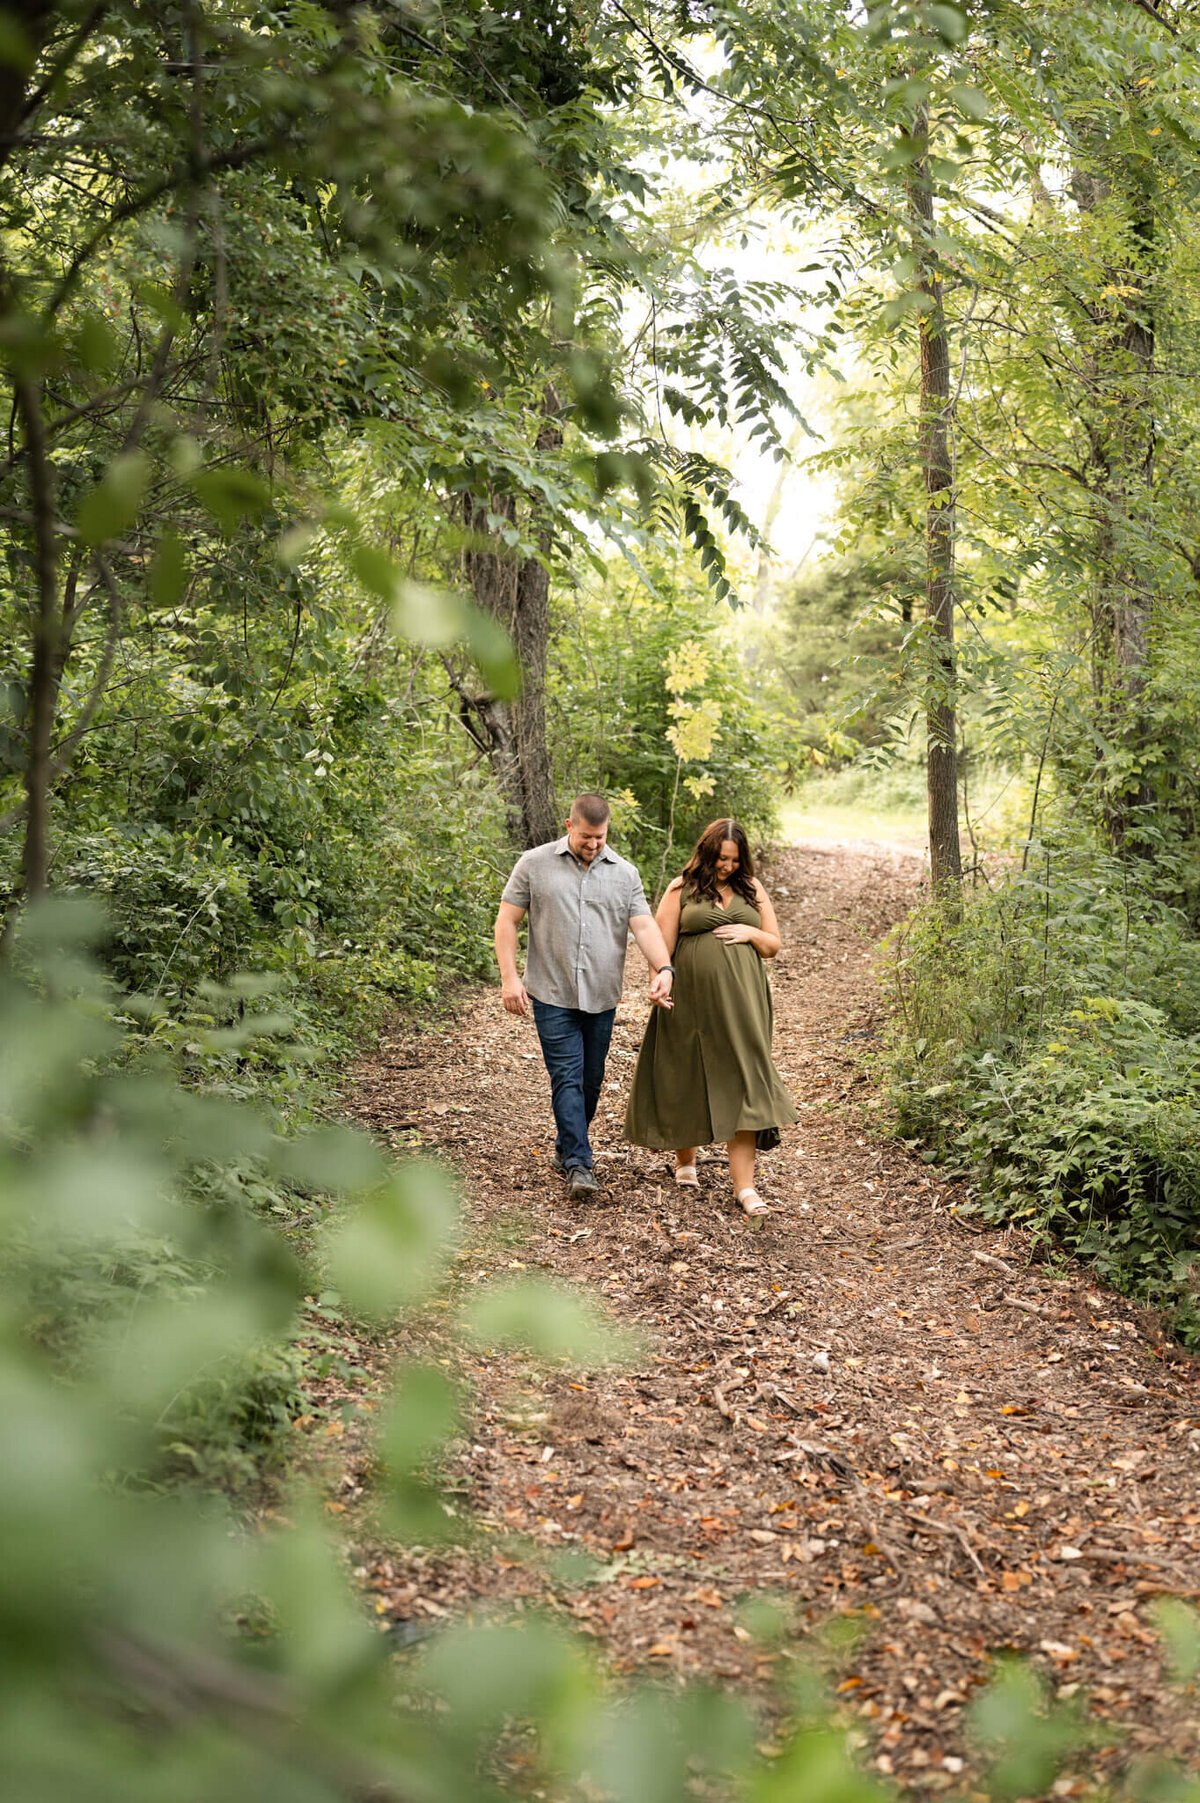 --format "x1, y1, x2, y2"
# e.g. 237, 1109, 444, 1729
531, 1000, 615, 1172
